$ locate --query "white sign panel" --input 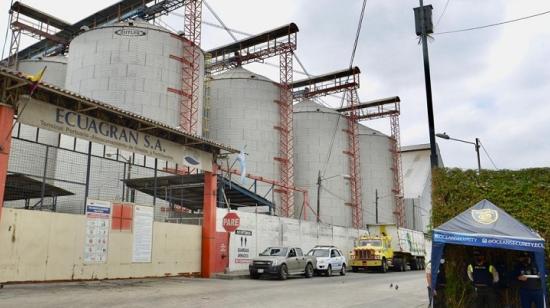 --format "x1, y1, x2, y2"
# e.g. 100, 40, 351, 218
17, 98, 213, 171
84, 199, 111, 263
132, 205, 154, 263
230, 229, 256, 269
